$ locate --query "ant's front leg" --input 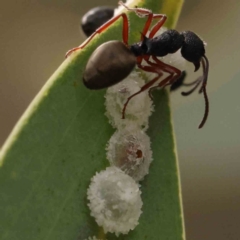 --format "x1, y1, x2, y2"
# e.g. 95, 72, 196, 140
119, 1, 167, 41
